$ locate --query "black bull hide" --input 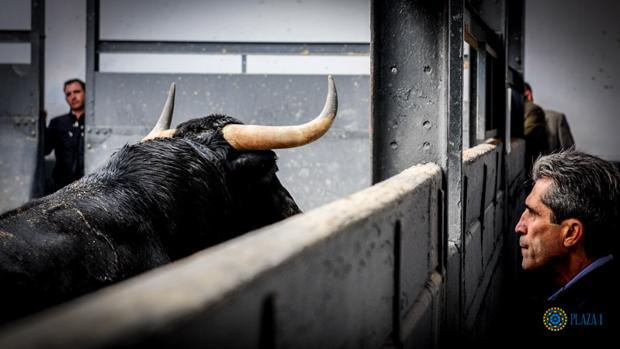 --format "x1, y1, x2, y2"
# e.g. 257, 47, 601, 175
0, 114, 300, 324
